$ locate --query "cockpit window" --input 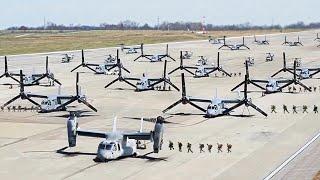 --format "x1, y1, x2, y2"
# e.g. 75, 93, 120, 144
105, 144, 113, 150
98, 143, 105, 149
